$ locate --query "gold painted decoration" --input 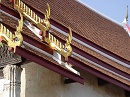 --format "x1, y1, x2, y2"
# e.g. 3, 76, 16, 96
44, 3, 51, 31
45, 27, 72, 57
0, 12, 23, 52
14, 0, 50, 32
64, 27, 72, 56
13, 0, 73, 57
